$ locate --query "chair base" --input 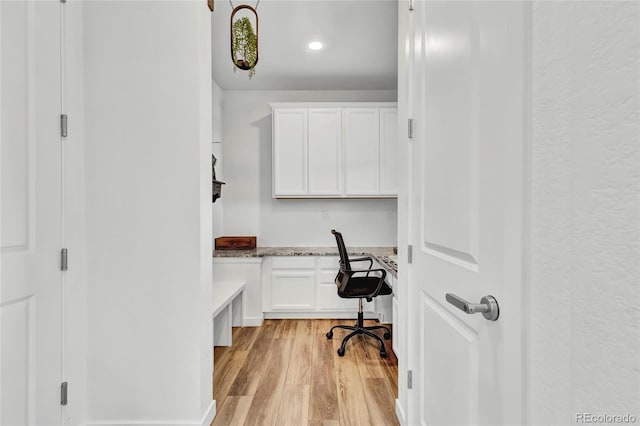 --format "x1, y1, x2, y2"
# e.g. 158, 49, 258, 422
326, 310, 391, 358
